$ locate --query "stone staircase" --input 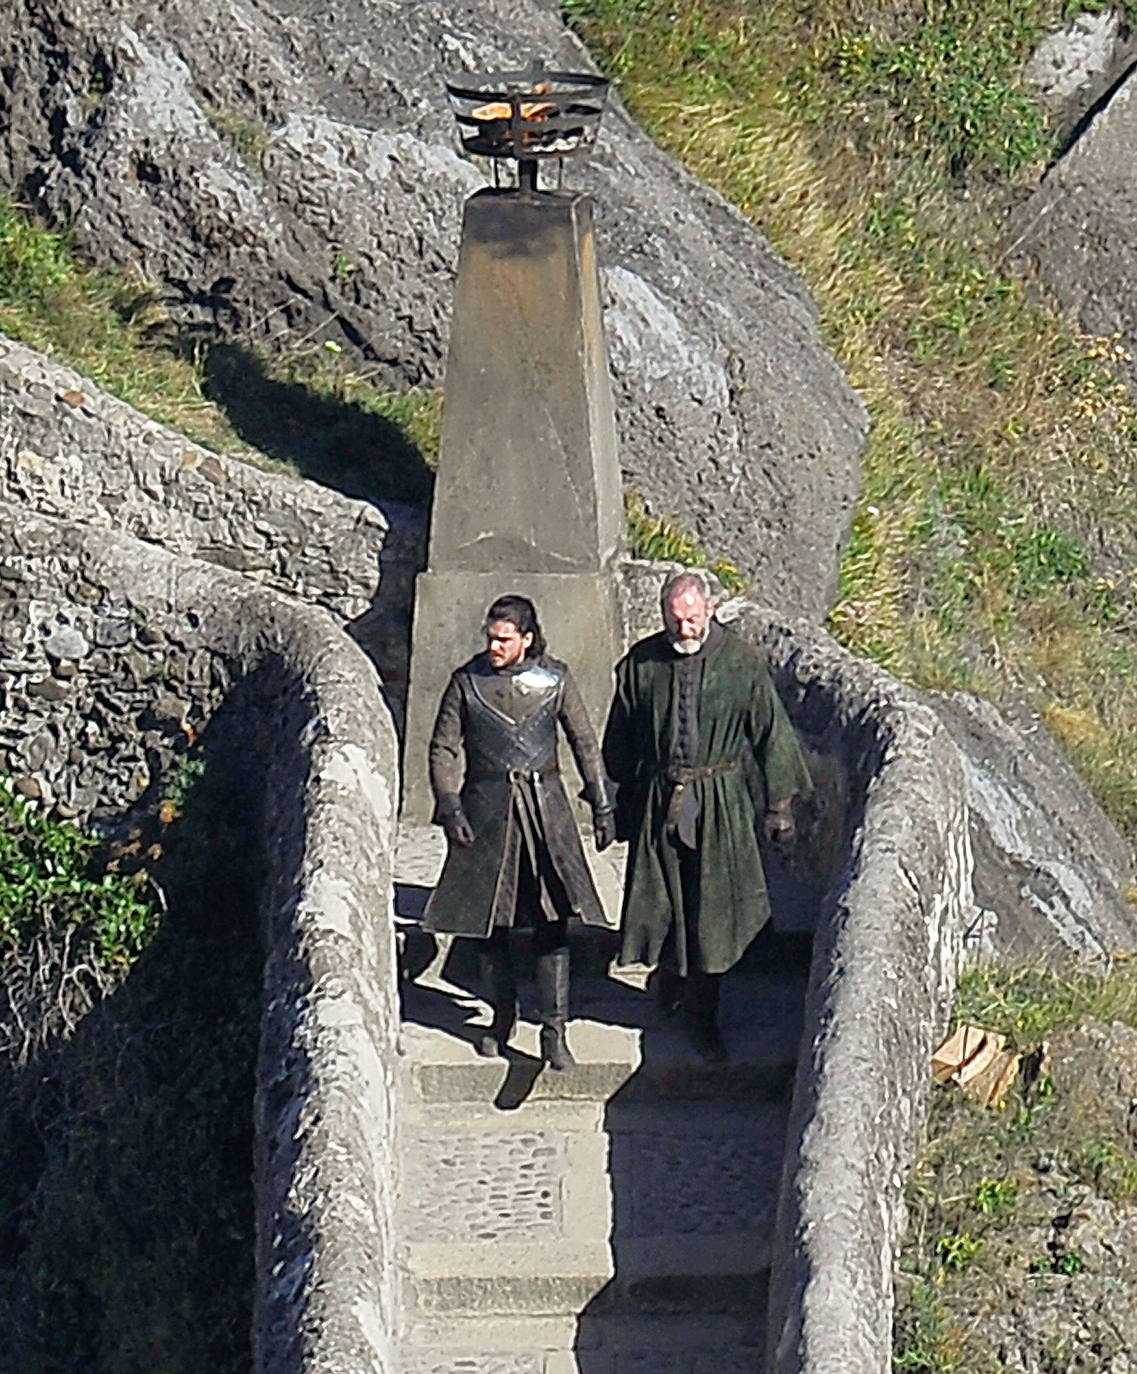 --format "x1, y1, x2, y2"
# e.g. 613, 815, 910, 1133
394, 829, 809, 1374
